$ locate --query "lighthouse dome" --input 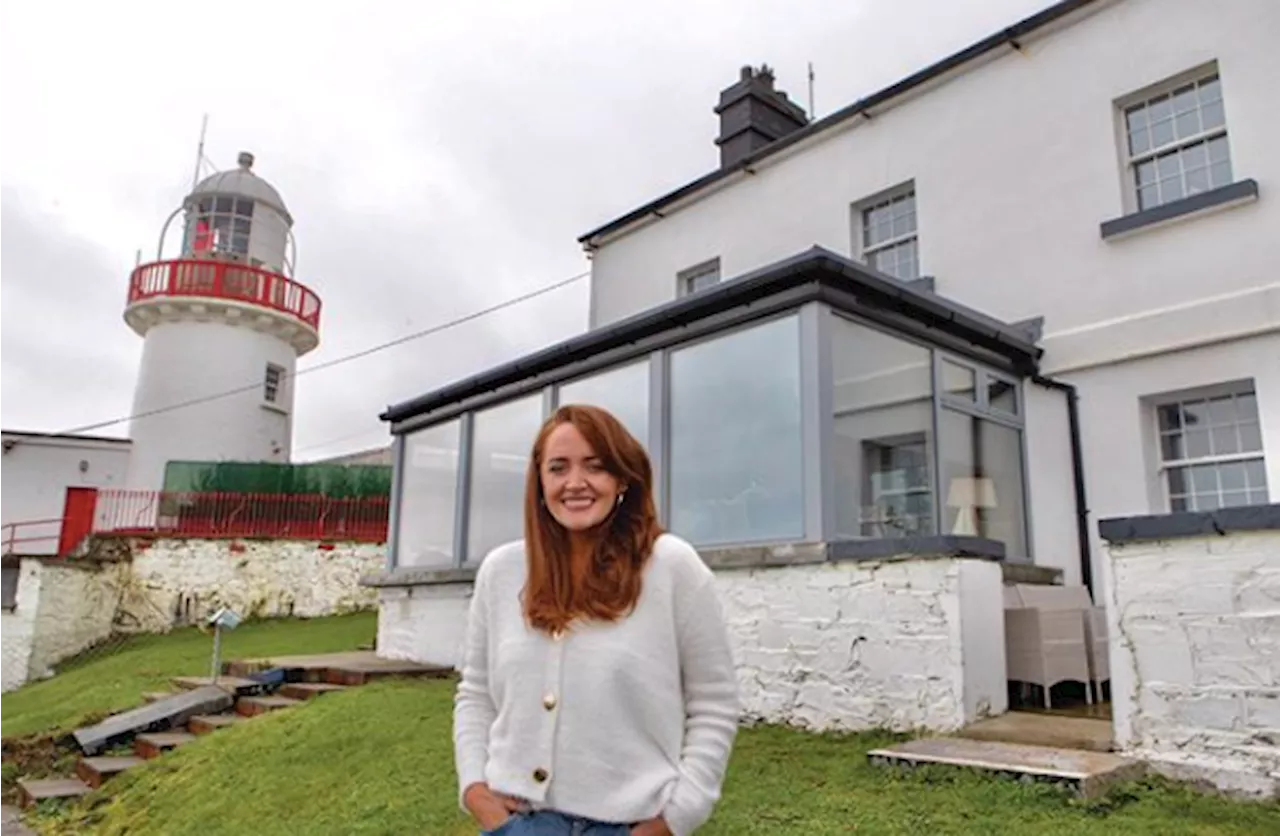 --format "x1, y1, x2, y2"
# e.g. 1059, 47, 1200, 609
189, 151, 292, 224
